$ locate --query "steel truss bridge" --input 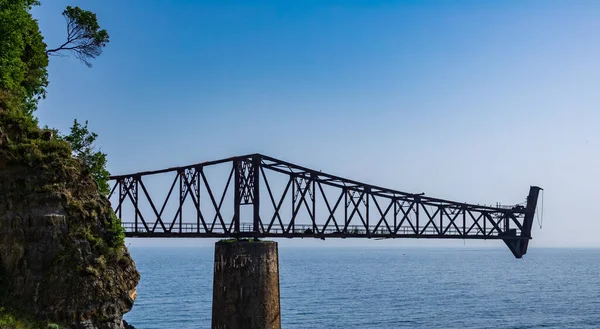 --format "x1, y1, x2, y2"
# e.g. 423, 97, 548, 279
109, 154, 541, 258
